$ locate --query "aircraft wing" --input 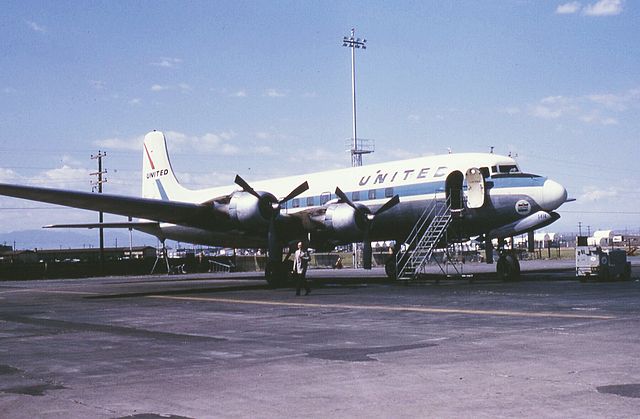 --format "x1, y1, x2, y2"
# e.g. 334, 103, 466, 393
0, 183, 226, 230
